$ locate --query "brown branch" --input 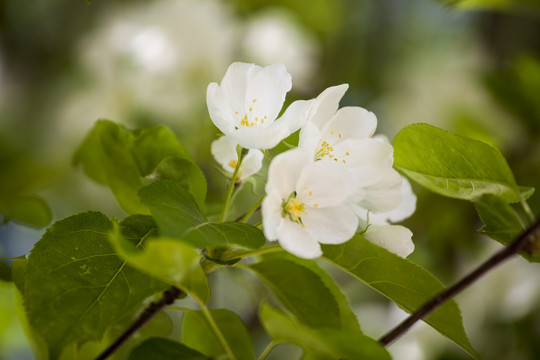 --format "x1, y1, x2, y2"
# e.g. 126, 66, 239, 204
379, 217, 540, 347
95, 286, 183, 360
